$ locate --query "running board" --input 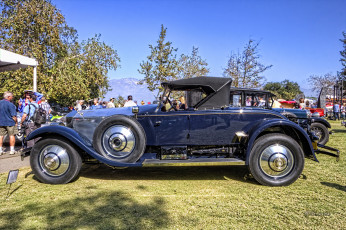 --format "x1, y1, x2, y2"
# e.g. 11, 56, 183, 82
142, 158, 246, 167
